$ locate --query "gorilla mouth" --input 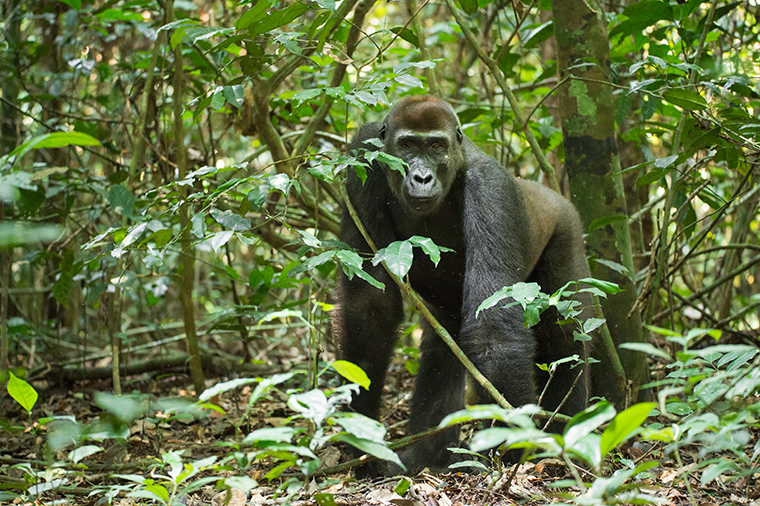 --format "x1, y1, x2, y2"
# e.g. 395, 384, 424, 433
407, 195, 440, 214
